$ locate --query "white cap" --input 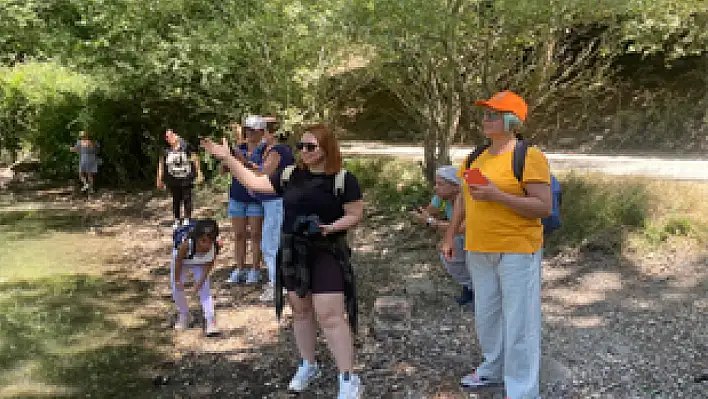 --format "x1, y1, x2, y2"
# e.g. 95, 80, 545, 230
243, 115, 266, 130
